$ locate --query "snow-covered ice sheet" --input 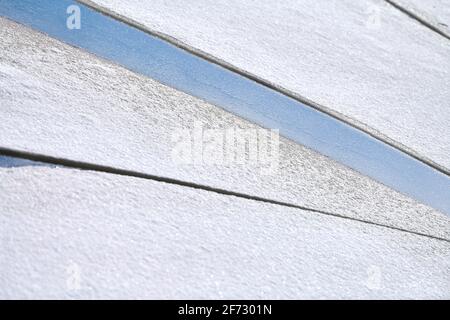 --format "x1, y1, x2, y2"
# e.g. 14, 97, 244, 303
86, 0, 450, 171
1, 18, 448, 239
389, 0, 450, 38
0, 165, 449, 299
2, 1, 450, 217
